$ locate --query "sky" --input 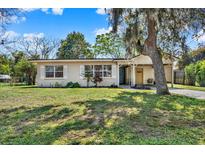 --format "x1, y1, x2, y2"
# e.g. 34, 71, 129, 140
3, 8, 205, 51
5, 8, 110, 45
